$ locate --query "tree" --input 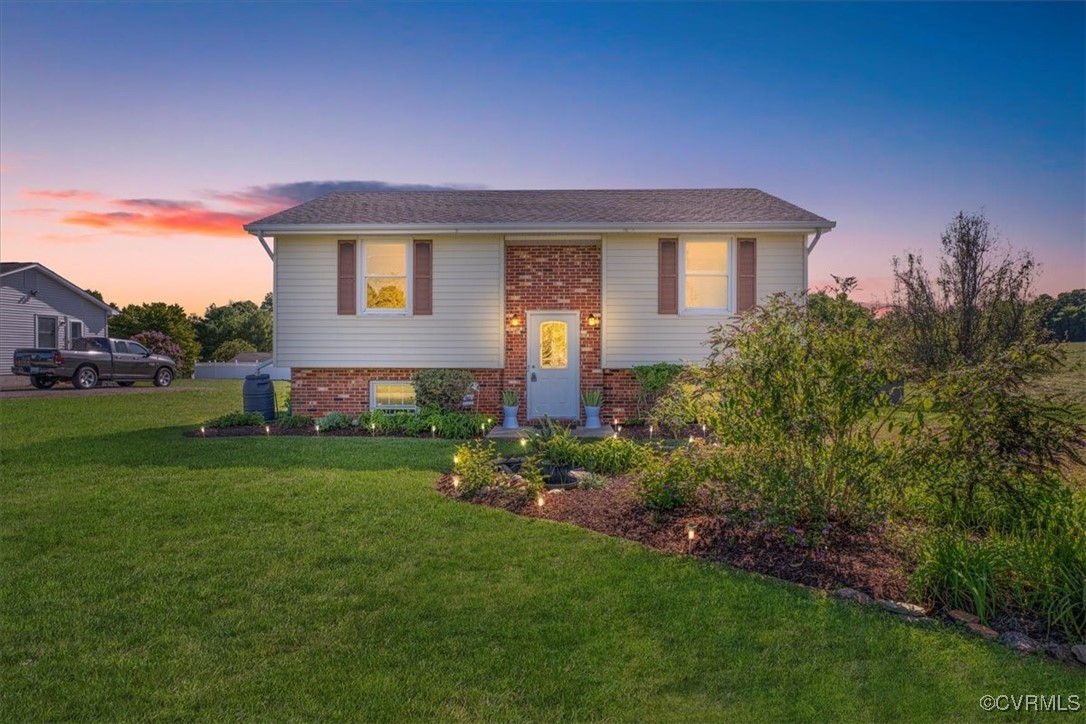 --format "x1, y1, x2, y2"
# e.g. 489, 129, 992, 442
193, 300, 272, 360
110, 302, 199, 375
1035, 289, 1086, 342
132, 331, 184, 366
212, 339, 258, 362
260, 292, 273, 312
890, 211, 1039, 375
